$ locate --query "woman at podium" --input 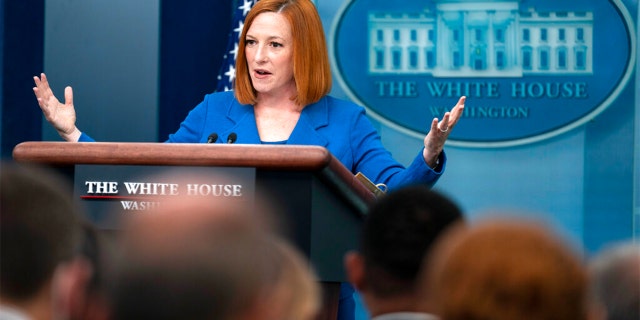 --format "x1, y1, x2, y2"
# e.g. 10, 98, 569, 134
32, 3, 464, 192
32, 0, 464, 319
